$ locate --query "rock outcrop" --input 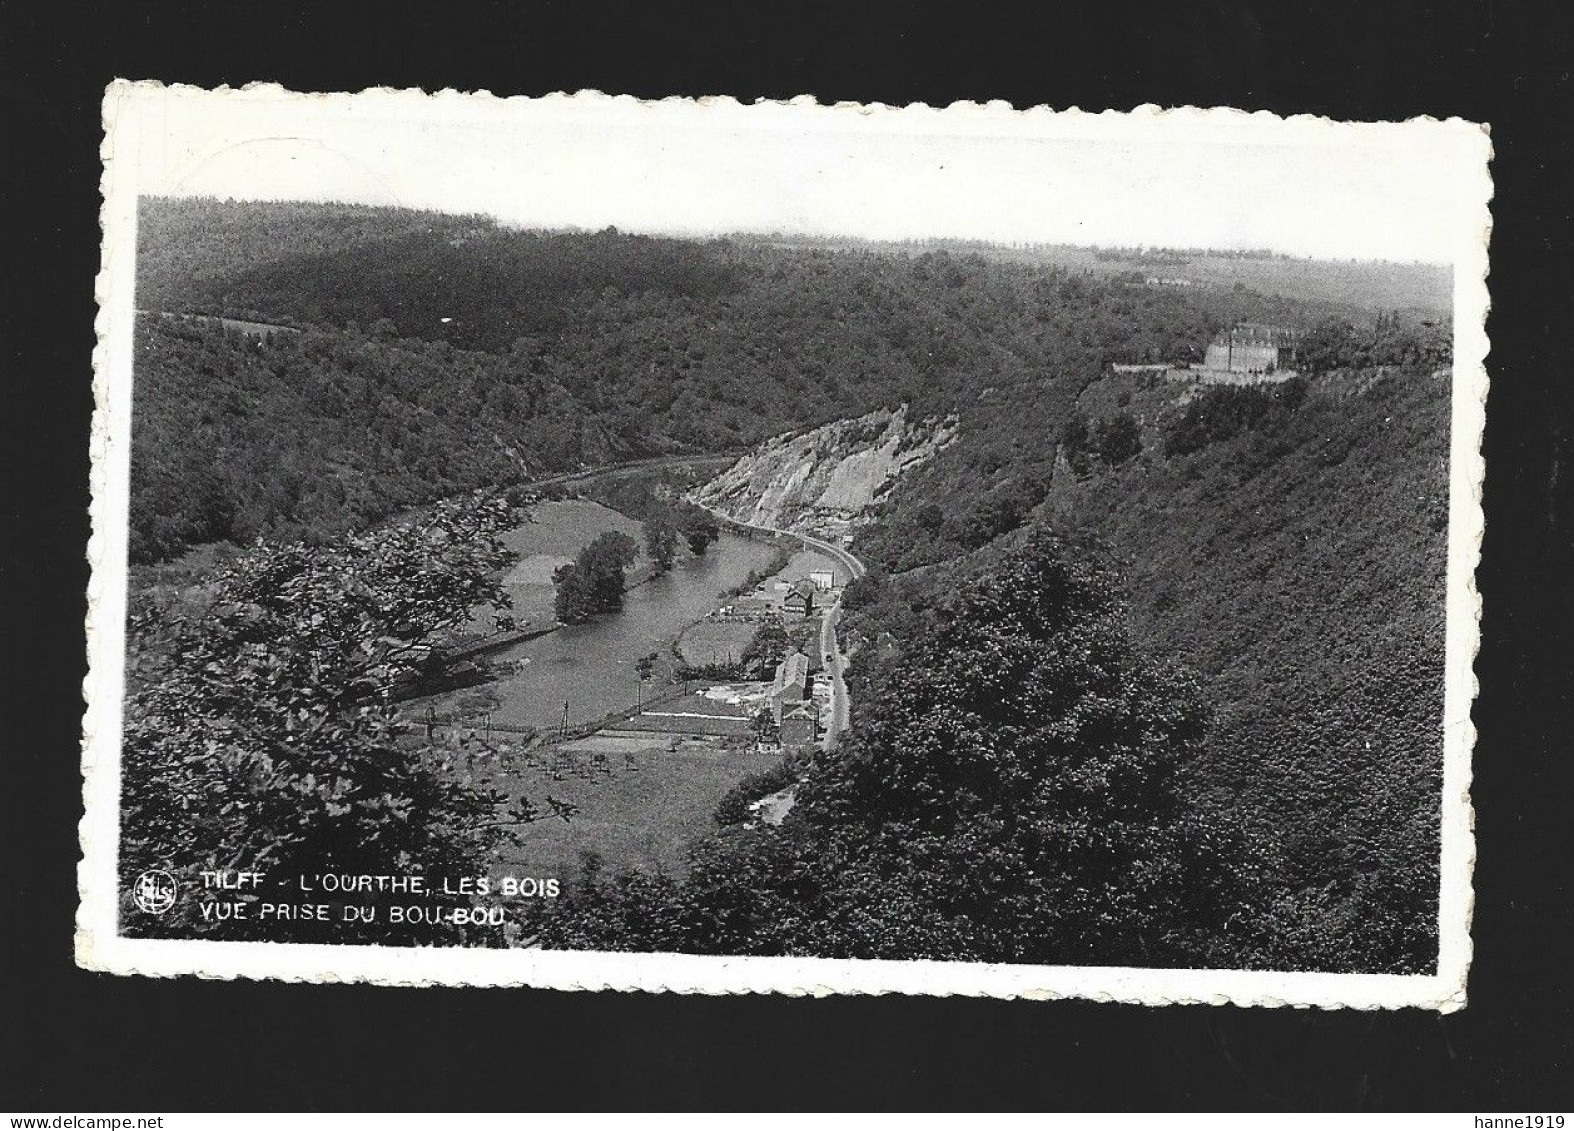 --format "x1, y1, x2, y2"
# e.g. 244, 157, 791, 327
693, 406, 955, 543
